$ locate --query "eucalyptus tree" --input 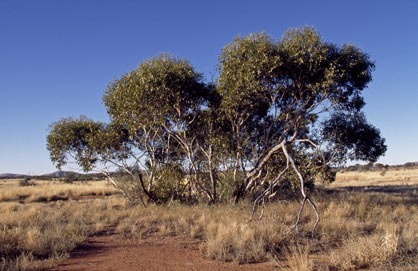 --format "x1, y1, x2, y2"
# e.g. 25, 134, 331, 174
187, 89, 233, 202
48, 55, 215, 204
47, 27, 386, 224
46, 116, 149, 204
217, 32, 276, 189
217, 27, 386, 233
